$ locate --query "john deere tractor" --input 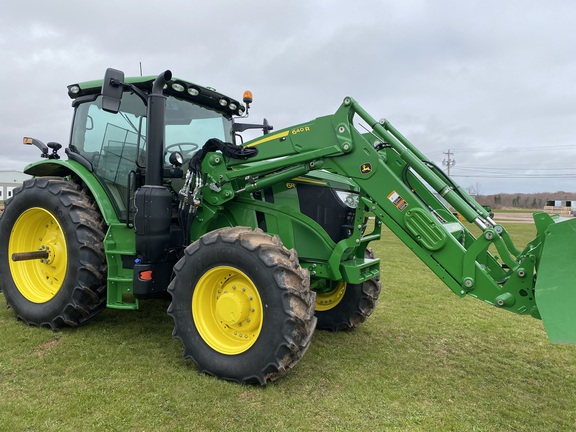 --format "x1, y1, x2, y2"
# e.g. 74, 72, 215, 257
1, 68, 575, 384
